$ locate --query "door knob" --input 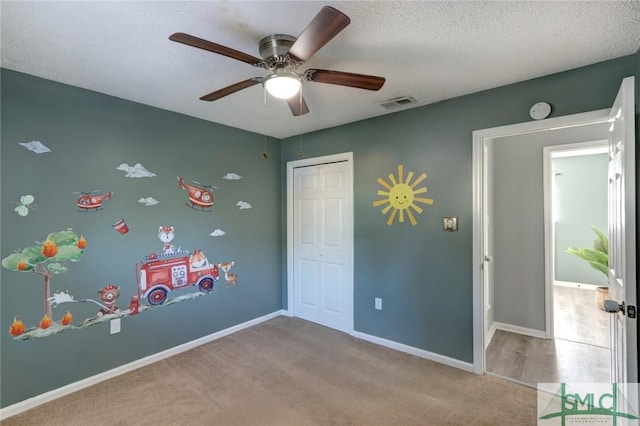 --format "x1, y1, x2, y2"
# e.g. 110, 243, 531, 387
604, 299, 625, 315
